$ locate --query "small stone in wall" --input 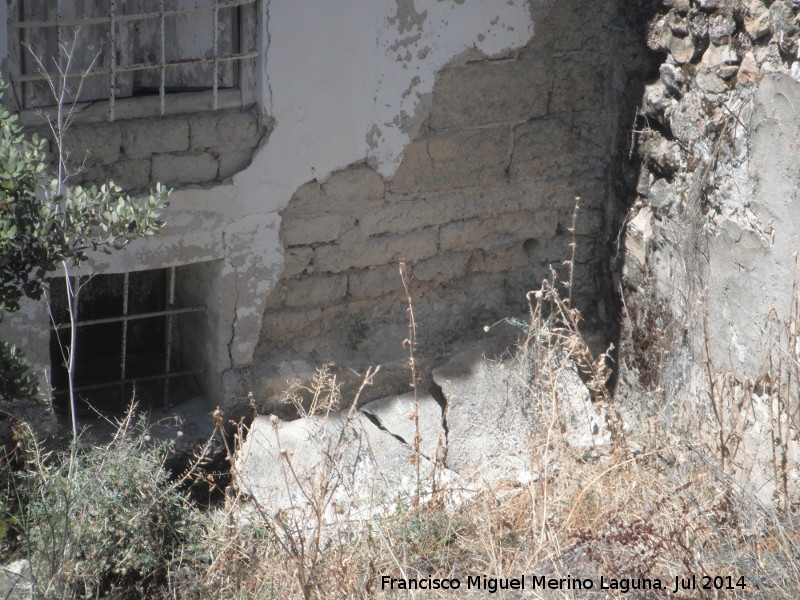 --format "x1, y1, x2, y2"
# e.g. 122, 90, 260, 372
769, 1, 800, 54
660, 63, 686, 97
668, 32, 698, 64
709, 14, 736, 45
697, 70, 730, 94
648, 178, 677, 211
738, 51, 760, 84
695, 0, 726, 11
744, 0, 772, 41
